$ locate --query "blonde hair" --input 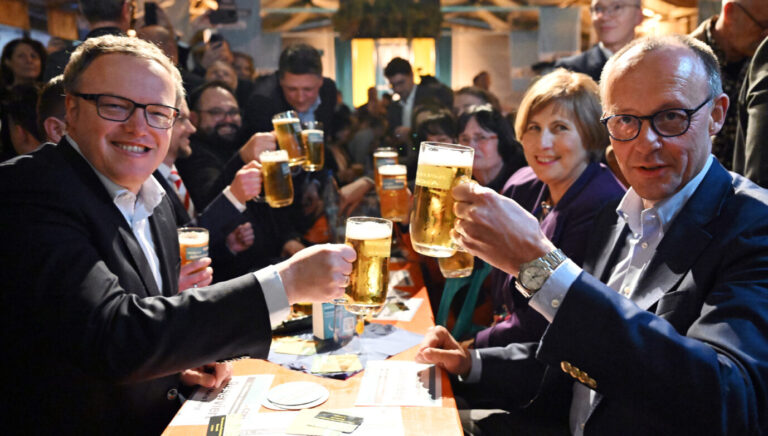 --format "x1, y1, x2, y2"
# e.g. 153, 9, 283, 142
63, 34, 184, 106
515, 68, 608, 161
